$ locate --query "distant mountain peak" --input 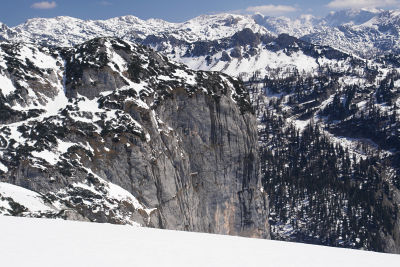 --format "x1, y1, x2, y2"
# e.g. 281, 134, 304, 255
324, 8, 382, 26
1, 8, 400, 57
